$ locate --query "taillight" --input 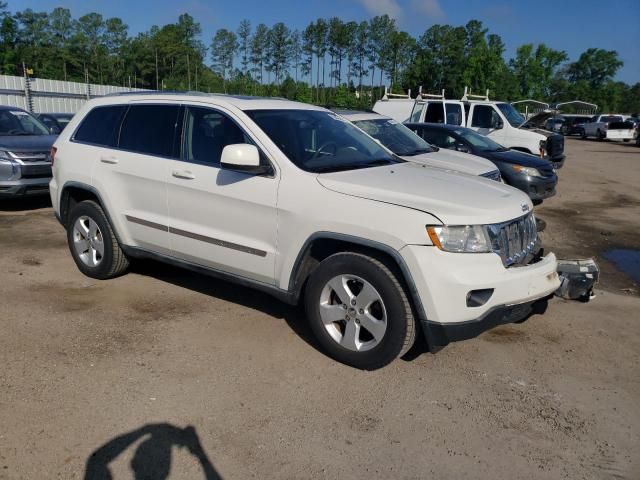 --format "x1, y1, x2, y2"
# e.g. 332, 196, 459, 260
50, 146, 57, 166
